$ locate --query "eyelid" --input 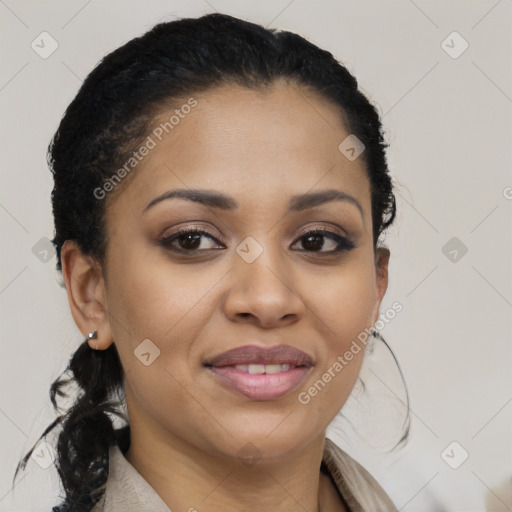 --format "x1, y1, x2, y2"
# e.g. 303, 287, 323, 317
294, 223, 350, 240
159, 224, 356, 255
291, 226, 356, 251
159, 225, 225, 249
